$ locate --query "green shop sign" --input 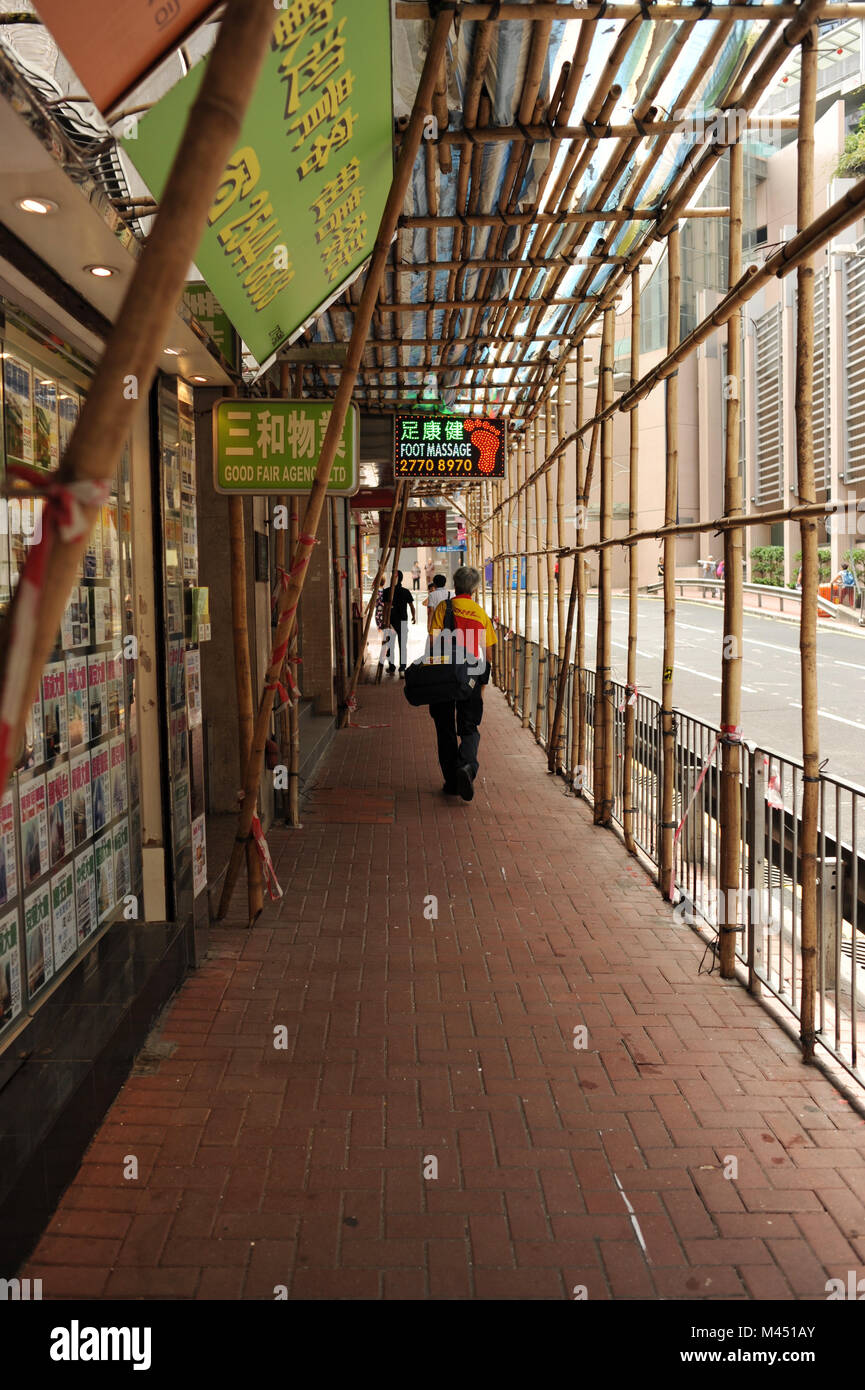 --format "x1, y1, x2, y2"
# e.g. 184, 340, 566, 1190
213, 399, 359, 495
124, 0, 393, 365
